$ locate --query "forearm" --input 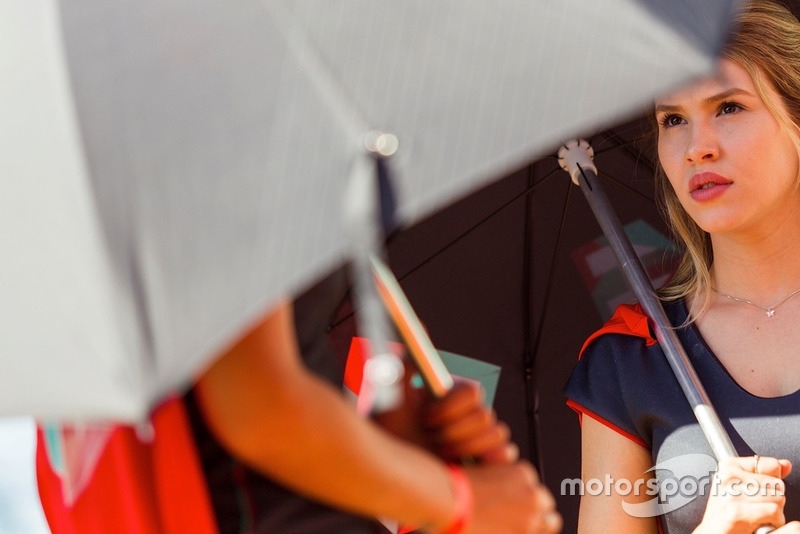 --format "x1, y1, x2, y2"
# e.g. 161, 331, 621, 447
222, 371, 455, 530
194, 302, 457, 531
